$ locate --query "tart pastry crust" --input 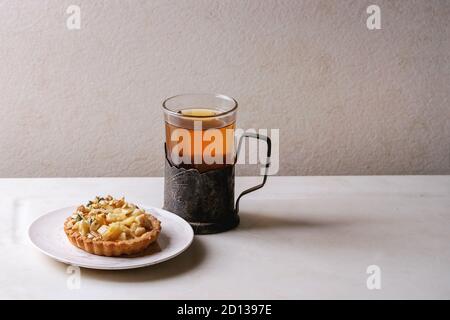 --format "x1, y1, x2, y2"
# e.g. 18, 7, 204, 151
63, 196, 161, 257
